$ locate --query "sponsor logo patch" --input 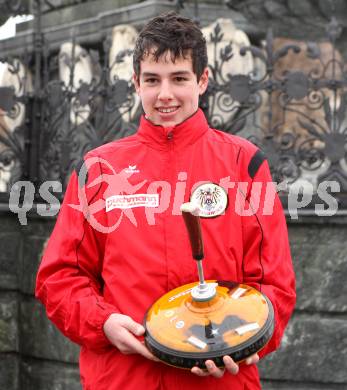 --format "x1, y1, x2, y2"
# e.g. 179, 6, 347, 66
106, 194, 159, 212
191, 183, 228, 218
